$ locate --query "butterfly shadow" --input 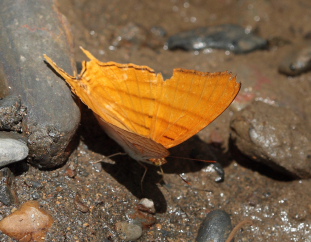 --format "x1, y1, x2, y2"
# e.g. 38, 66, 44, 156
79, 108, 168, 212
79, 107, 233, 213
229, 140, 295, 181
162, 134, 232, 175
